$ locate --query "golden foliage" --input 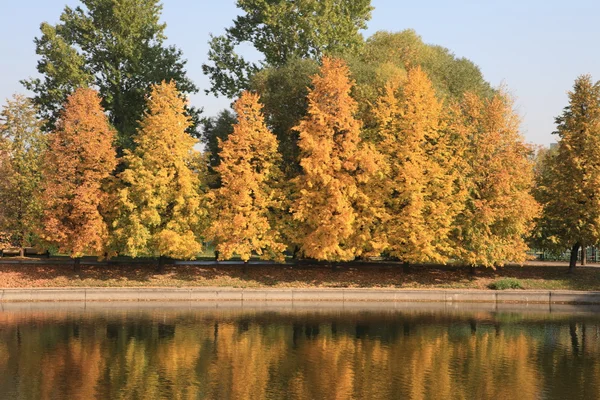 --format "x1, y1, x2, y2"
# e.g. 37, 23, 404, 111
41, 88, 117, 257
534, 75, 600, 252
0, 94, 46, 249
451, 92, 539, 267
206, 91, 286, 262
292, 57, 384, 261
113, 81, 204, 259
375, 67, 463, 264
